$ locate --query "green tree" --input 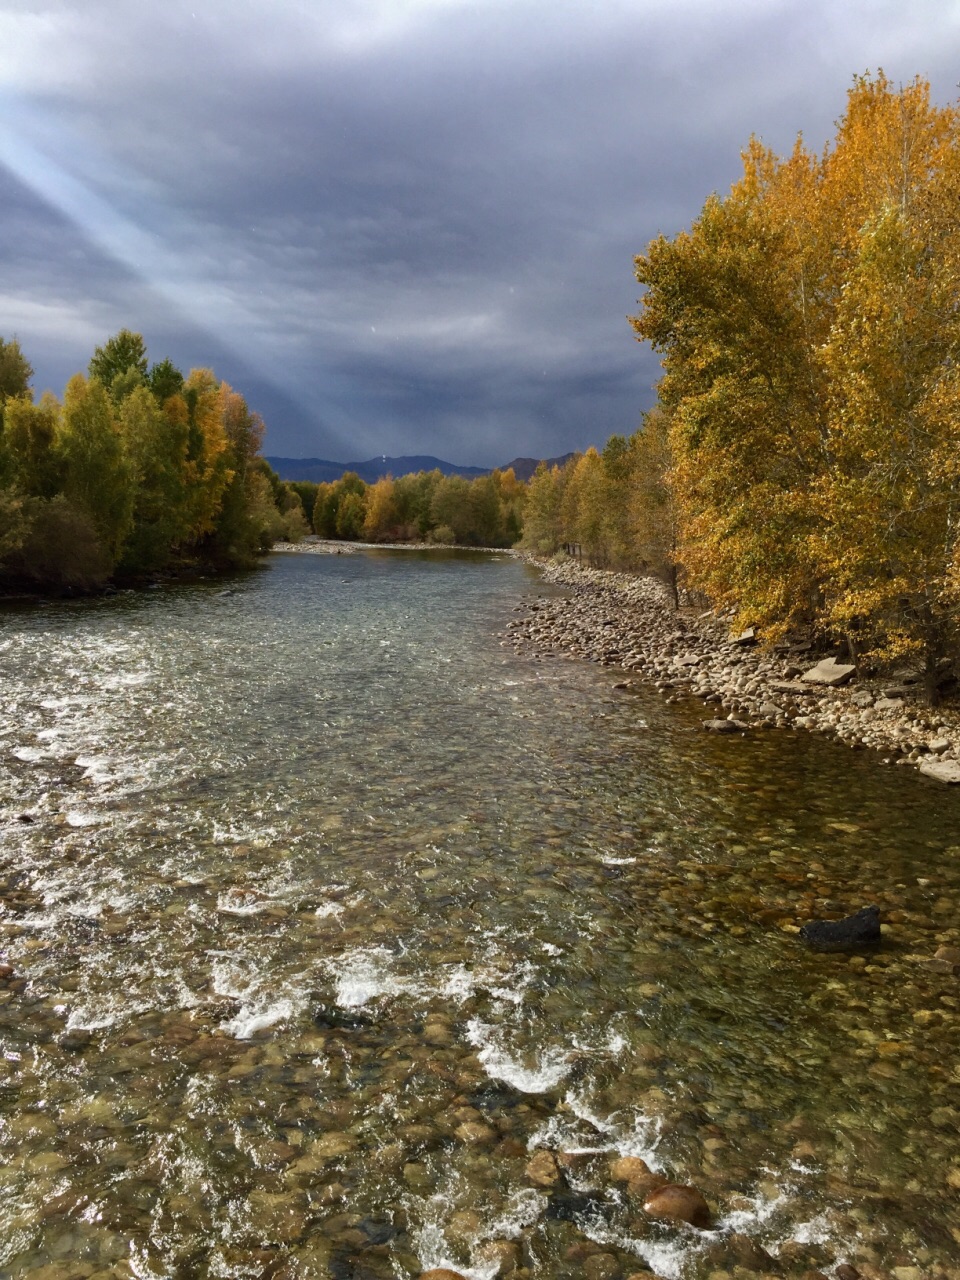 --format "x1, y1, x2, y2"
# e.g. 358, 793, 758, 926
335, 489, 366, 539
88, 329, 149, 396
148, 358, 185, 404
117, 384, 190, 574
59, 374, 134, 565
0, 337, 33, 408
